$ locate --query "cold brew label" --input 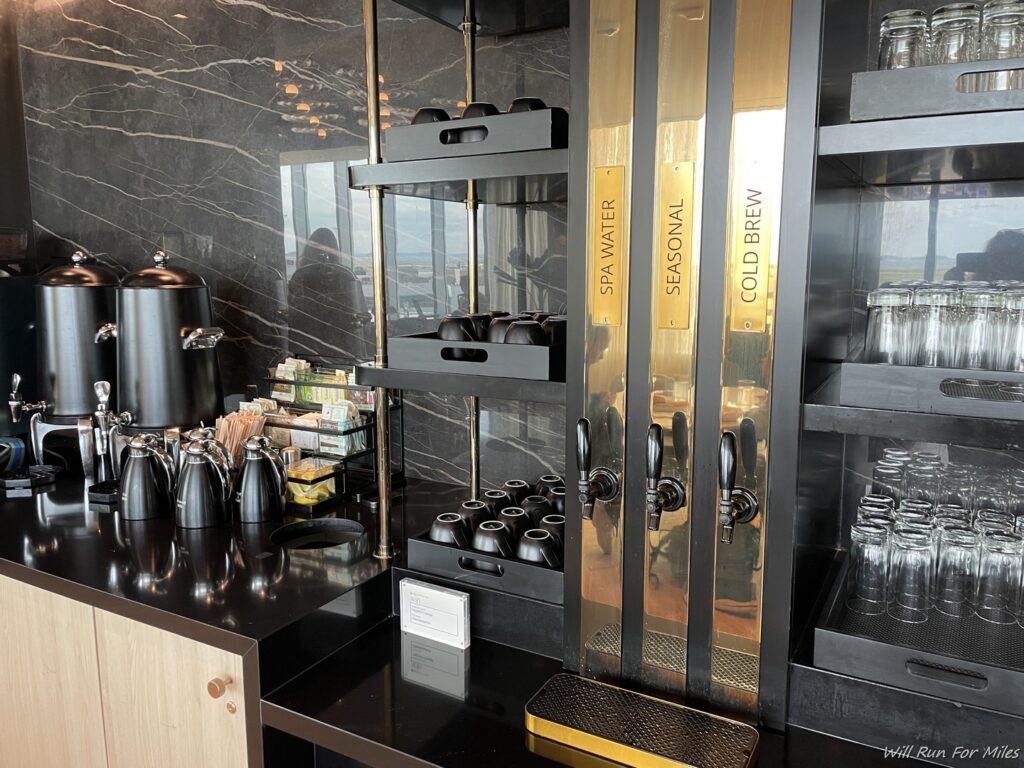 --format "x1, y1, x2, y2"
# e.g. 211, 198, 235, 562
591, 165, 624, 327
657, 161, 695, 330
728, 161, 772, 333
